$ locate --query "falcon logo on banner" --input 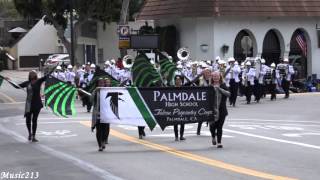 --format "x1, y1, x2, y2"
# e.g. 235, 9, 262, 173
100, 87, 157, 130
106, 92, 124, 120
